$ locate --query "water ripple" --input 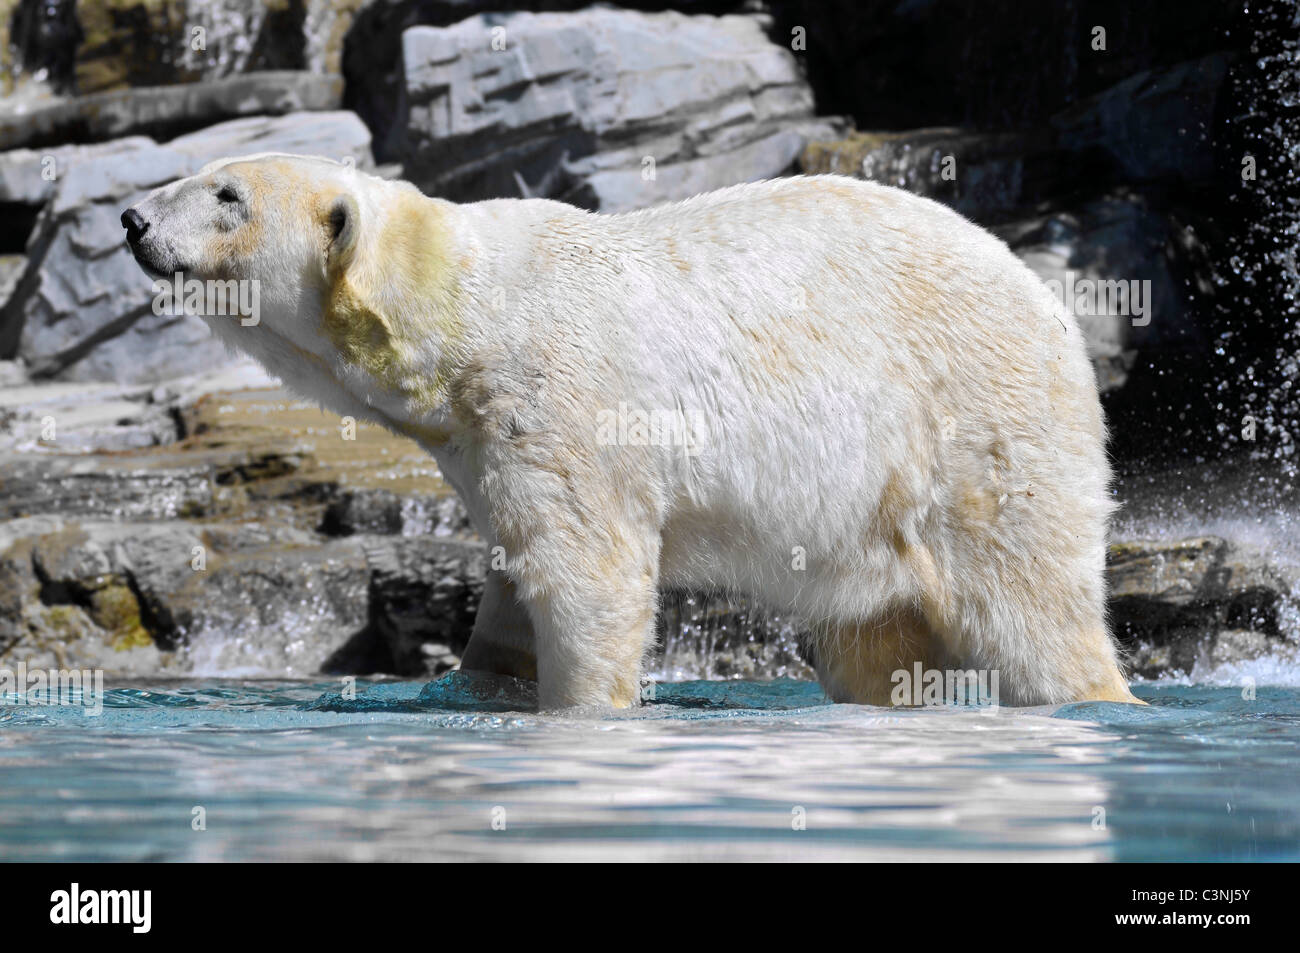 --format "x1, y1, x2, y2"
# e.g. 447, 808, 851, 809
0, 677, 1295, 861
